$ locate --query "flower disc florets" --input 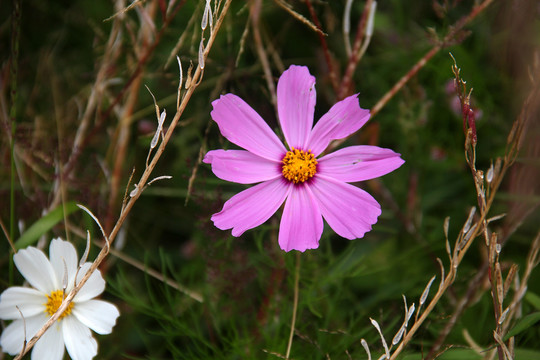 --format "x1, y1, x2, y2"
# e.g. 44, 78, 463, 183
282, 147, 317, 183
203, 65, 405, 252
0, 238, 121, 360
45, 290, 74, 320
